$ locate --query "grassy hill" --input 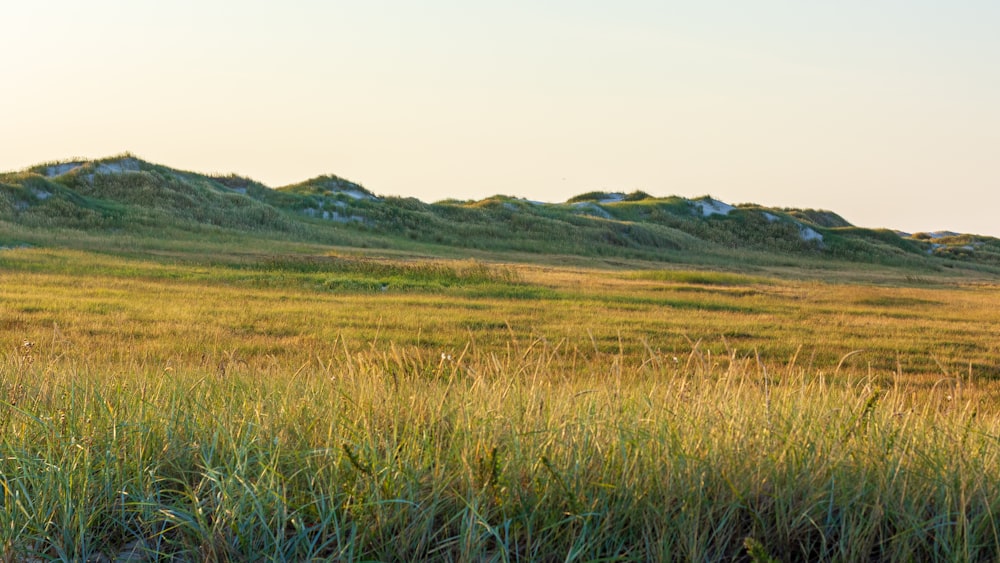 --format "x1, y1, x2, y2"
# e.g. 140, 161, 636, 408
3, 154, 999, 275
4, 155, 1000, 560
